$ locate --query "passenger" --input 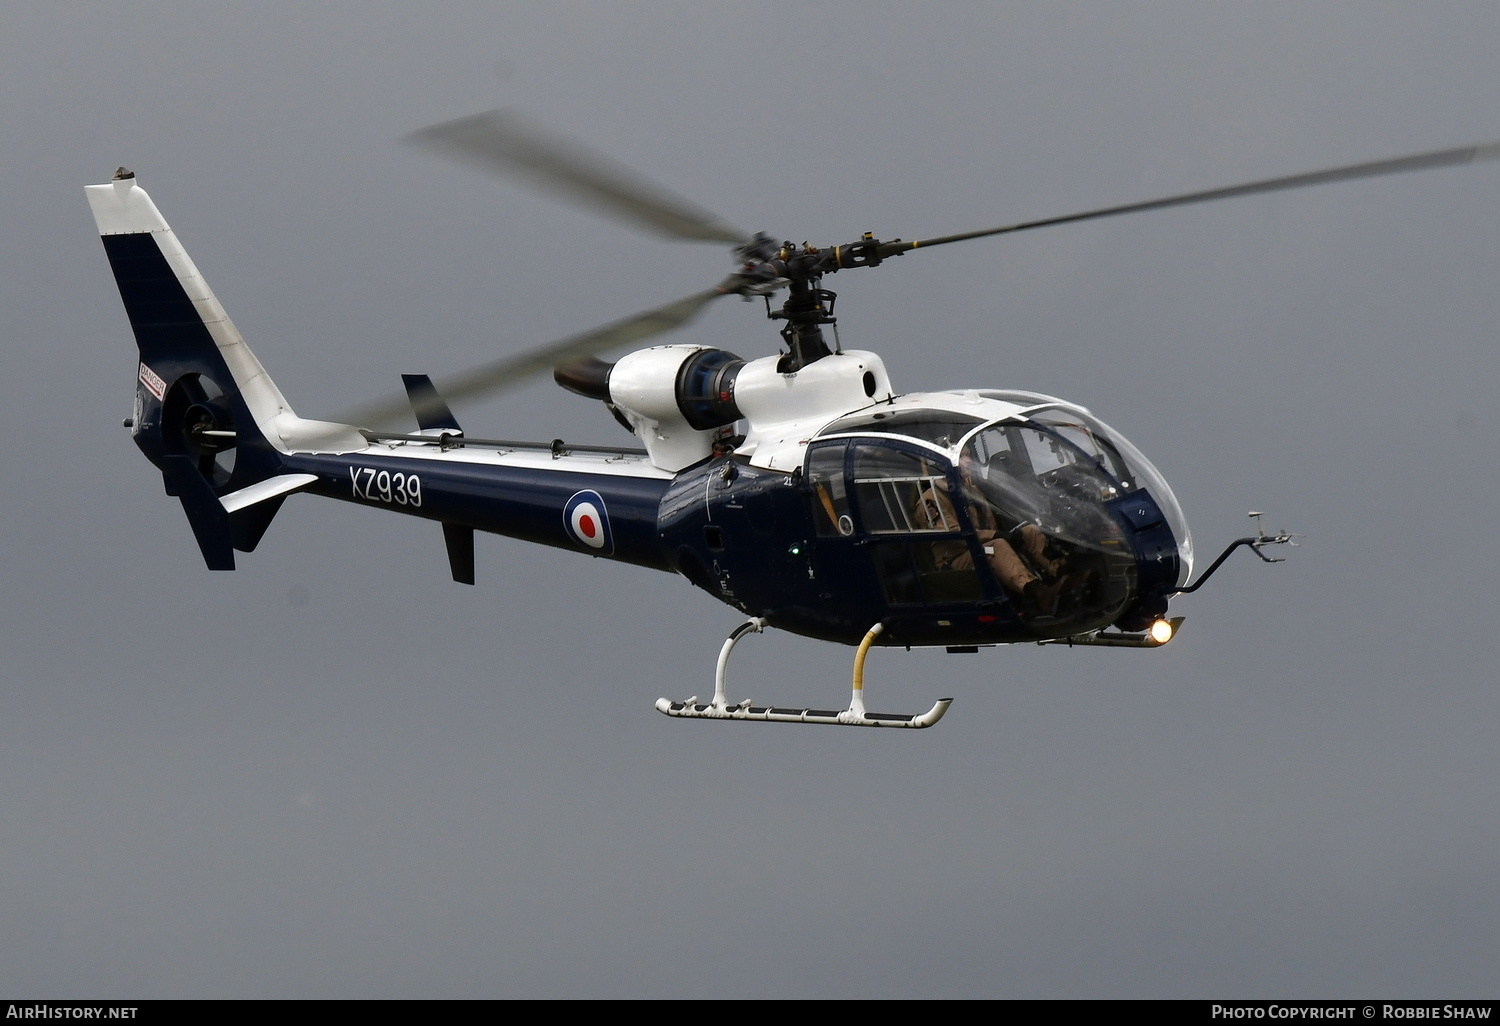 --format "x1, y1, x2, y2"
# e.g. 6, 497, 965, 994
916, 458, 1068, 615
